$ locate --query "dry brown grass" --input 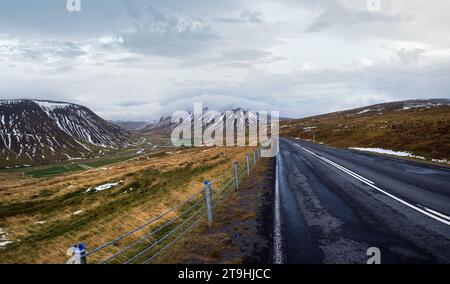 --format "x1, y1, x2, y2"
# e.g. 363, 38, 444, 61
153, 158, 274, 264
281, 106, 450, 161
0, 146, 255, 264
